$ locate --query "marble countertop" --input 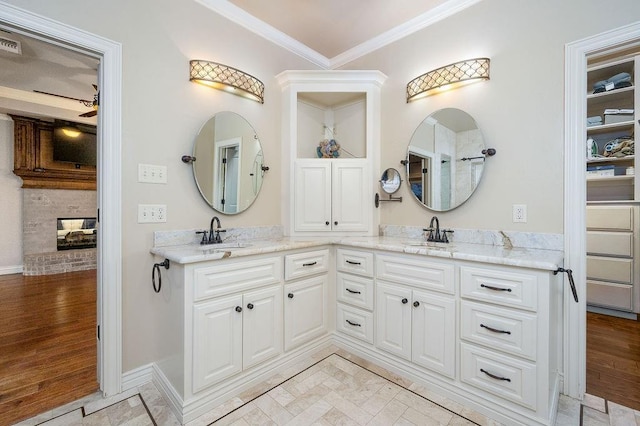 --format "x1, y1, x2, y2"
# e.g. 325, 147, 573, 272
150, 236, 564, 271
